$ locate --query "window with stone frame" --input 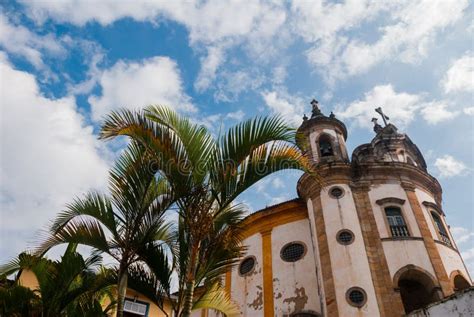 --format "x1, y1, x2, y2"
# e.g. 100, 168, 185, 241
431, 211, 452, 246
385, 207, 410, 237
